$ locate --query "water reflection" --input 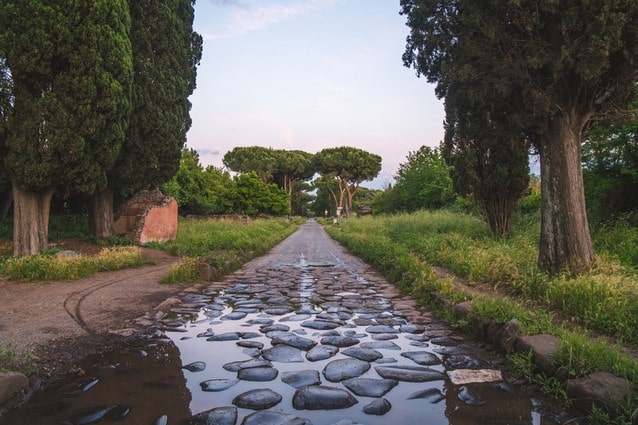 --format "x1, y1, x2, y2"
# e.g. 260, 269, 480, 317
0, 340, 191, 424
0, 245, 577, 425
